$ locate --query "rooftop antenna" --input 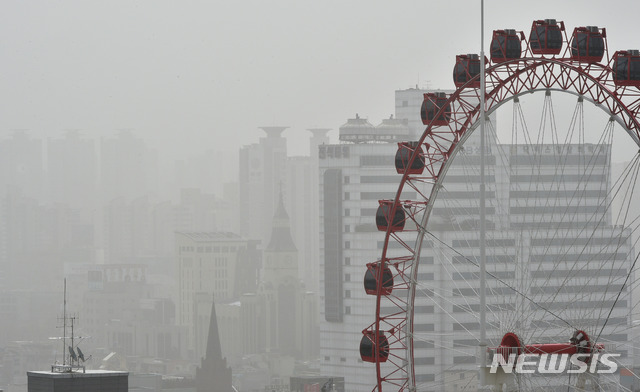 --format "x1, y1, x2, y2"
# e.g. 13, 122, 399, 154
51, 279, 87, 373
62, 279, 67, 366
